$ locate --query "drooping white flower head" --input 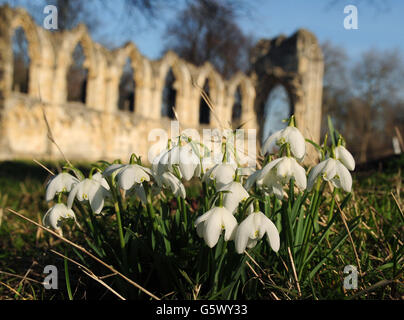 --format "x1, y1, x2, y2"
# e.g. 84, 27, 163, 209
334, 146, 355, 171
152, 142, 201, 181
218, 181, 249, 214
43, 203, 75, 232
307, 158, 352, 192
194, 206, 238, 248
153, 170, 186, 199
256, 157, 307, 198
46, 172, 79, 202
203, 163, 237, 189
234, 211, 280, 254
262, 126, 306, 160
67, 172, 111, 214
177, 143, 201, 181
244, 169, 264, 191
116, 164, 151, 190
102, 163, 126, 178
